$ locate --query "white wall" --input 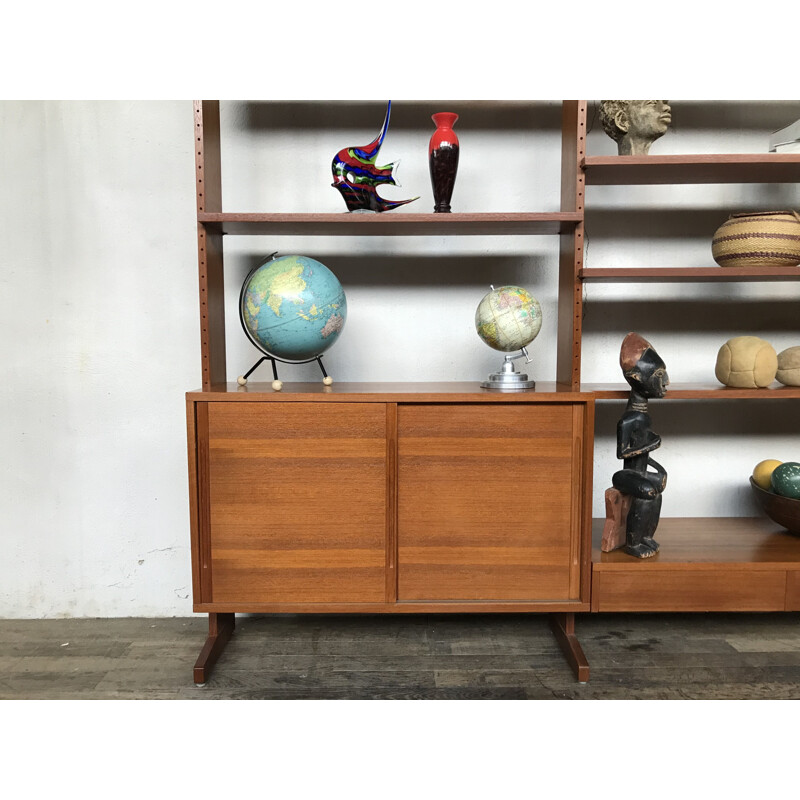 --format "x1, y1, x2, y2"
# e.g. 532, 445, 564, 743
1, 100, 799, 617
1, 102, 199, 617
